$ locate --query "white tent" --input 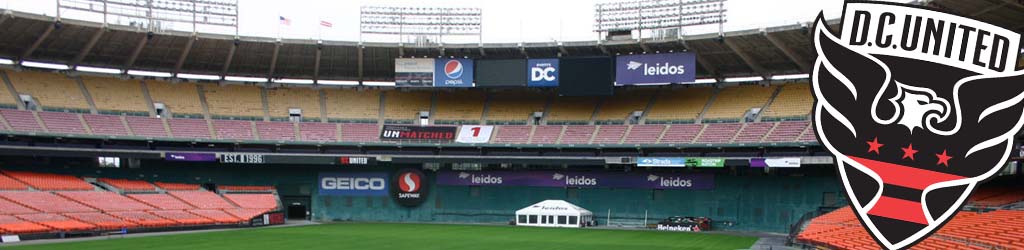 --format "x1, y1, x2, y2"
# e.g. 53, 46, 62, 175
514, 200, 593, 228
